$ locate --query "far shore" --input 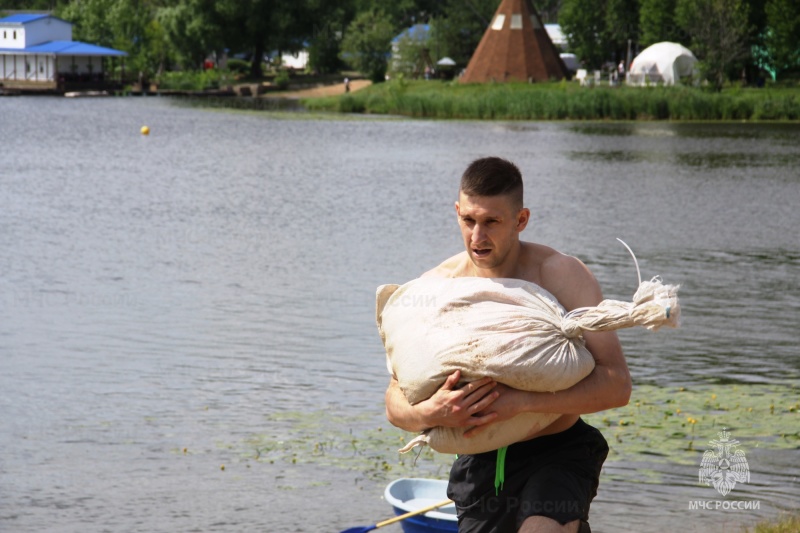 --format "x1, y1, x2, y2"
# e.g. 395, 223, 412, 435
299, 80, 800, 121
263, 79, 372, 99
